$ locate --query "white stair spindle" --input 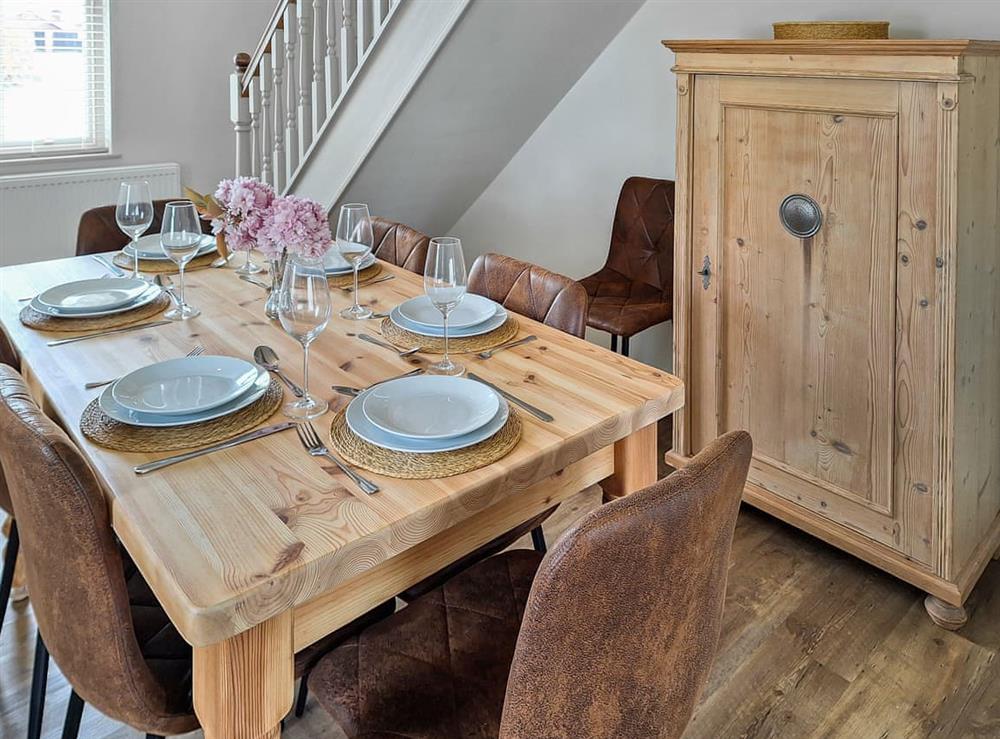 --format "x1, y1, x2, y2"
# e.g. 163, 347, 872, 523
297, 0, 314, 155
357, 0, 373, 57
312, 0, 326, 135
340, 0, 357, 89
325, 0, 341, 107
230, 53, 251, 177
271, 30, 286, 192
249, 75, 262, 177
373, 0, 390, 30
259, 53, 274, 188
283, 4, 299, 182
